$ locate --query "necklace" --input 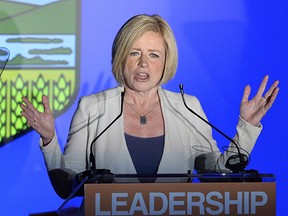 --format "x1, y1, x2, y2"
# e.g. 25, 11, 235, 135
125, 99, 159, 125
